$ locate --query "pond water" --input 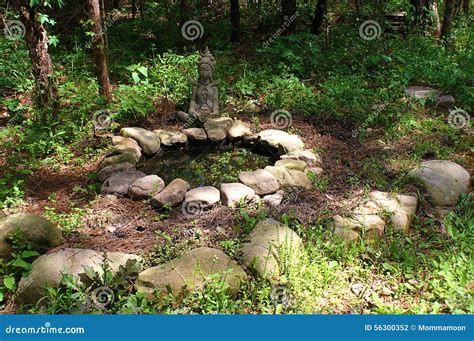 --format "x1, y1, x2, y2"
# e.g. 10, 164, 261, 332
138, 142, 276, 188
